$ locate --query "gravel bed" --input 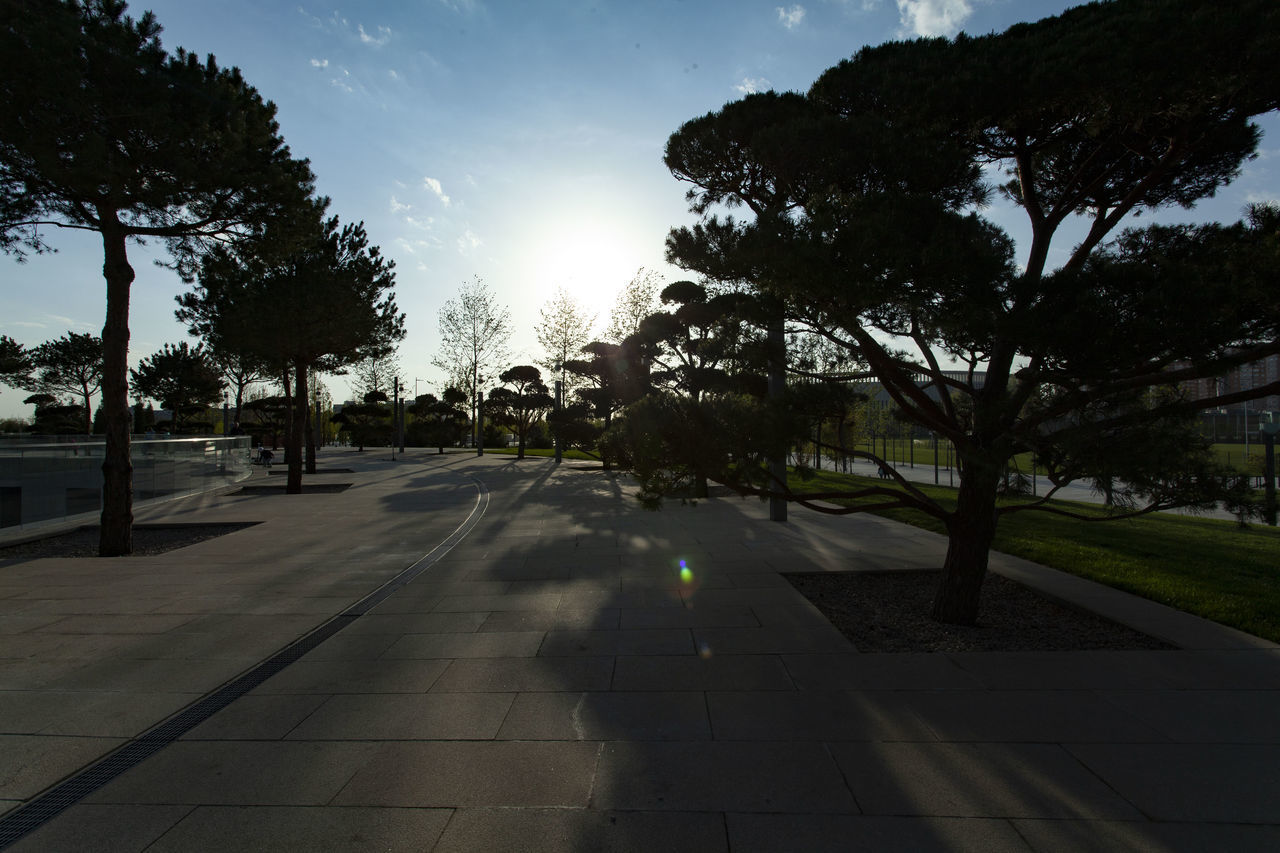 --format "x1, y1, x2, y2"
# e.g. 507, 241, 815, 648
0, 524, 256, 559
786, 569, 1176, 653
